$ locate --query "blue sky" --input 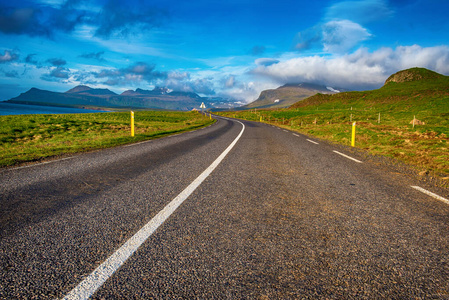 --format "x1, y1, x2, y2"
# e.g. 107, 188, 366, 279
1, 0, 449, 103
